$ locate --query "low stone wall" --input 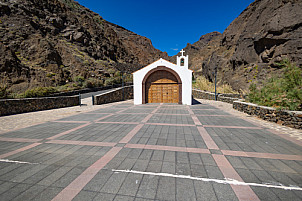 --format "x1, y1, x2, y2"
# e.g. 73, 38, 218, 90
0, 95, 80, 116
233, 100, 302, 129
50, 82, 133, 97
94, 86, 133, 105
193, 89, 301, 129
192, 89, 242, 104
